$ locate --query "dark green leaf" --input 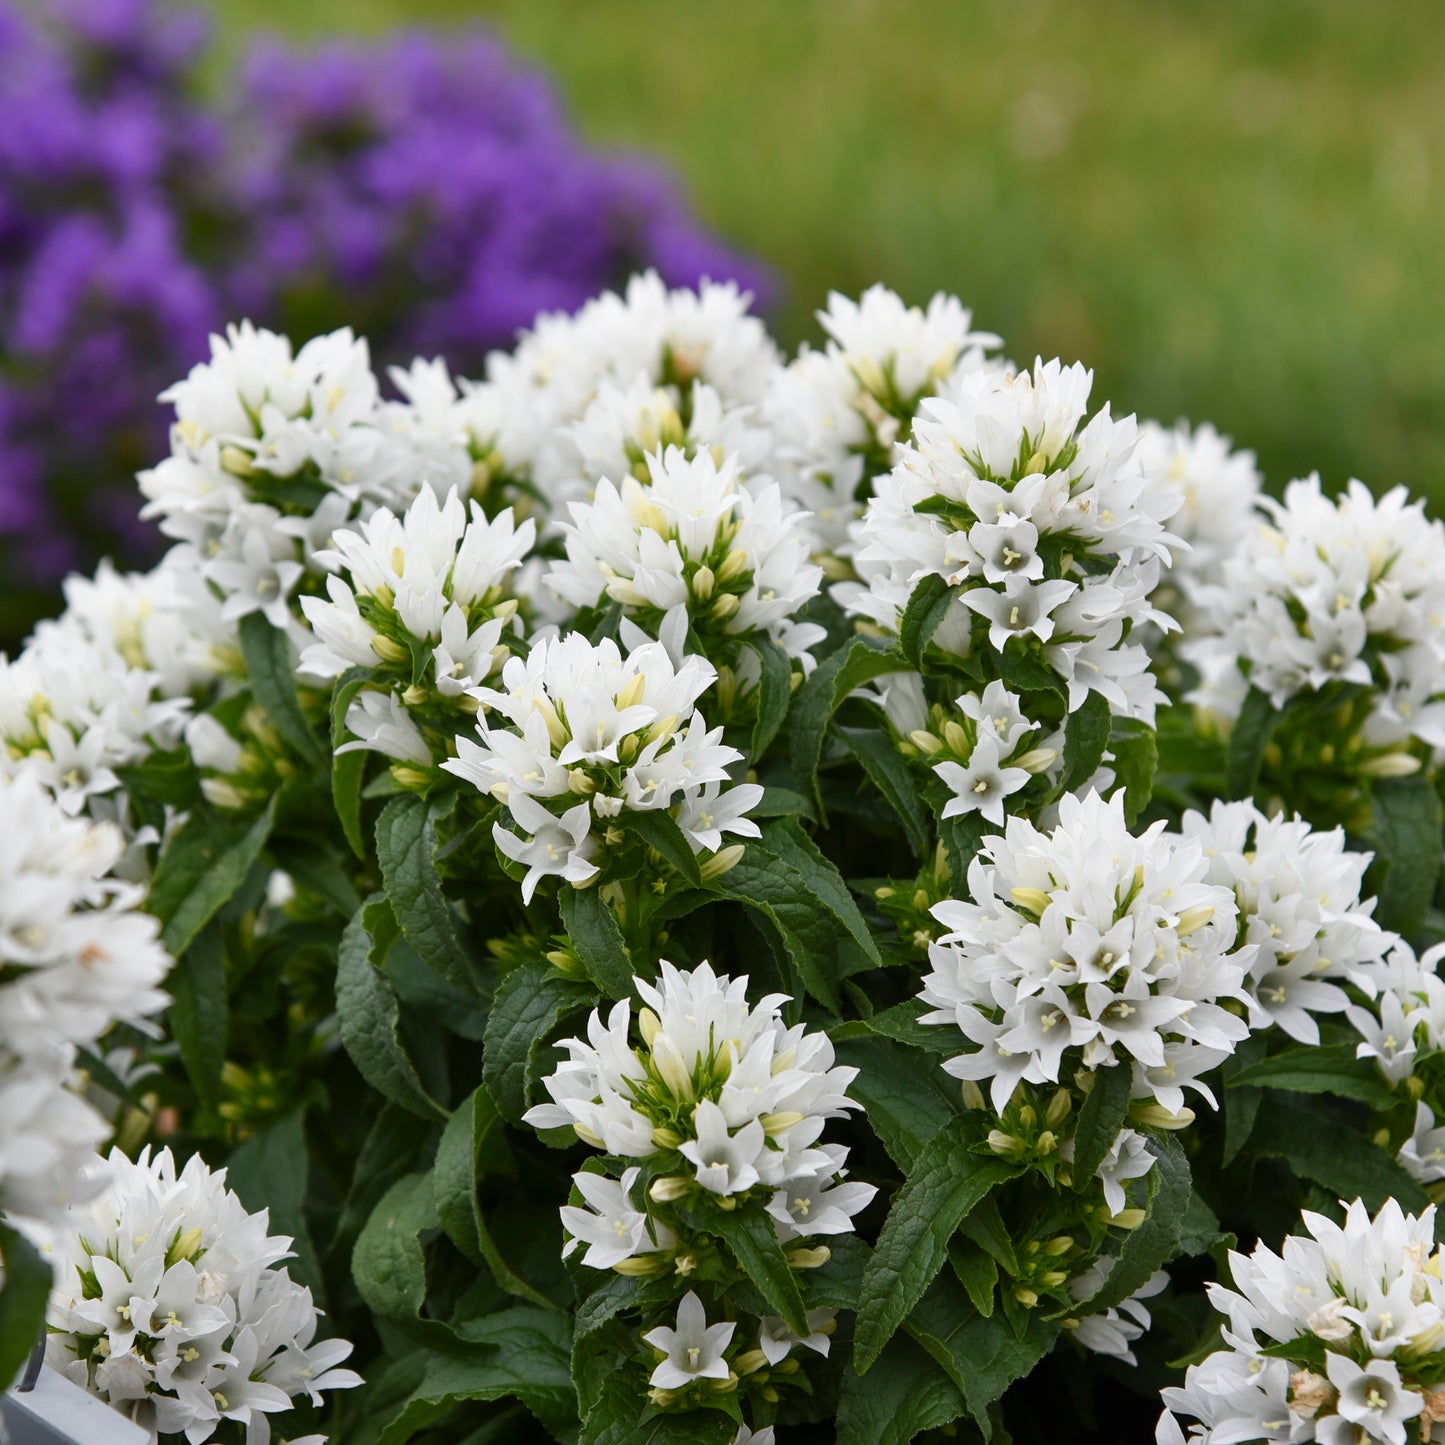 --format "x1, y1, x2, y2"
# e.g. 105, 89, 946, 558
228, 1110, 323, 1297
949, 1238, 998, 1316
859, 997, 957, 1055
331, 667, 379, 860
353, 1172, 437, 1328
1070, 1064, 1133, 1188
709, 1201, 809, 1334
376, 794, 479, 995
483, 962, 596, 1125
434, 1085, 558, 1312
907, 1275, 1059, 1436
239, 611, 324, 765
1226, 685, 1279, 800
708, 844, 844, 1012
938, 810, 988, 886
854, 1118, 1018, 1372
996, 640, 1064, 695
1111, 718, 1159, 824
1061, 1133, 1190, 1318
743, 635, 794, 762
838, 724, 931, 855
1372, 775, 1444, 941
791, 635, 909, 807
1176, 1190, 1233, 1259
560, 887, 635, 999
270, 838, 361, 918
762, 818, 883, 969
836, 1334, 966, 1445
1249, 1094, 1428, 1211
377, 1310, 576, 1445
147, 797, 277, 957
899, 573, 955, 669
338, 897, 447, 1121
166, 920, 226, 1117
1226, 1044, 1398, 1108
1060, 689, 1112, 795
0, 1224, 51, 1389
835, 1036, 959, 1170
113, 746, 199, 808
615, 808, 702, 887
